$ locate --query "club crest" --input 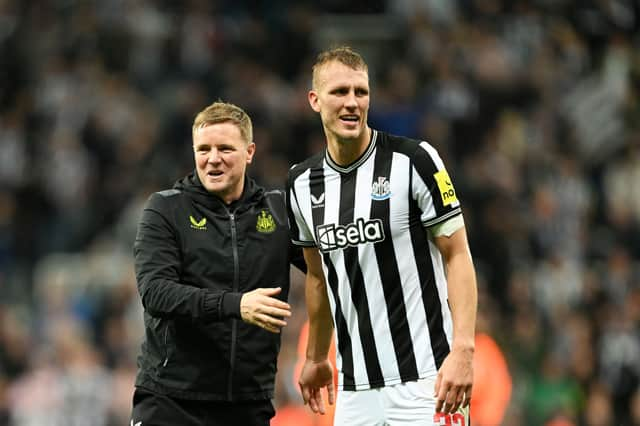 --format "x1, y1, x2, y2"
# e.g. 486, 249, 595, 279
371, 176, 391, 200
256, 210, 276, 233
